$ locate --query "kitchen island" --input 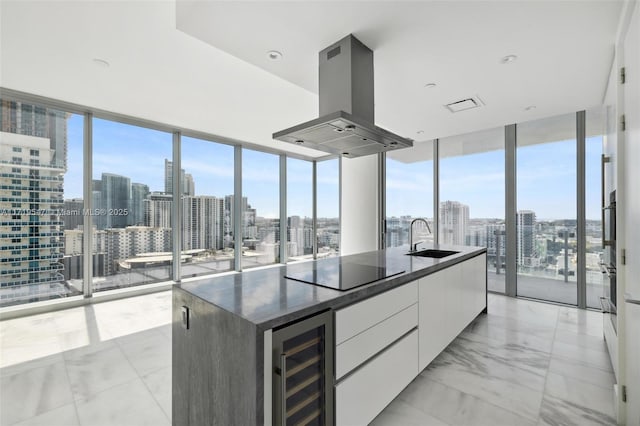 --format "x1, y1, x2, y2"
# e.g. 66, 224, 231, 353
173, 244, 487, 426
